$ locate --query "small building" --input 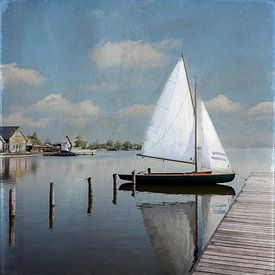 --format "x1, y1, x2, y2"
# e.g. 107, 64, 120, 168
0, 126, 28, 153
